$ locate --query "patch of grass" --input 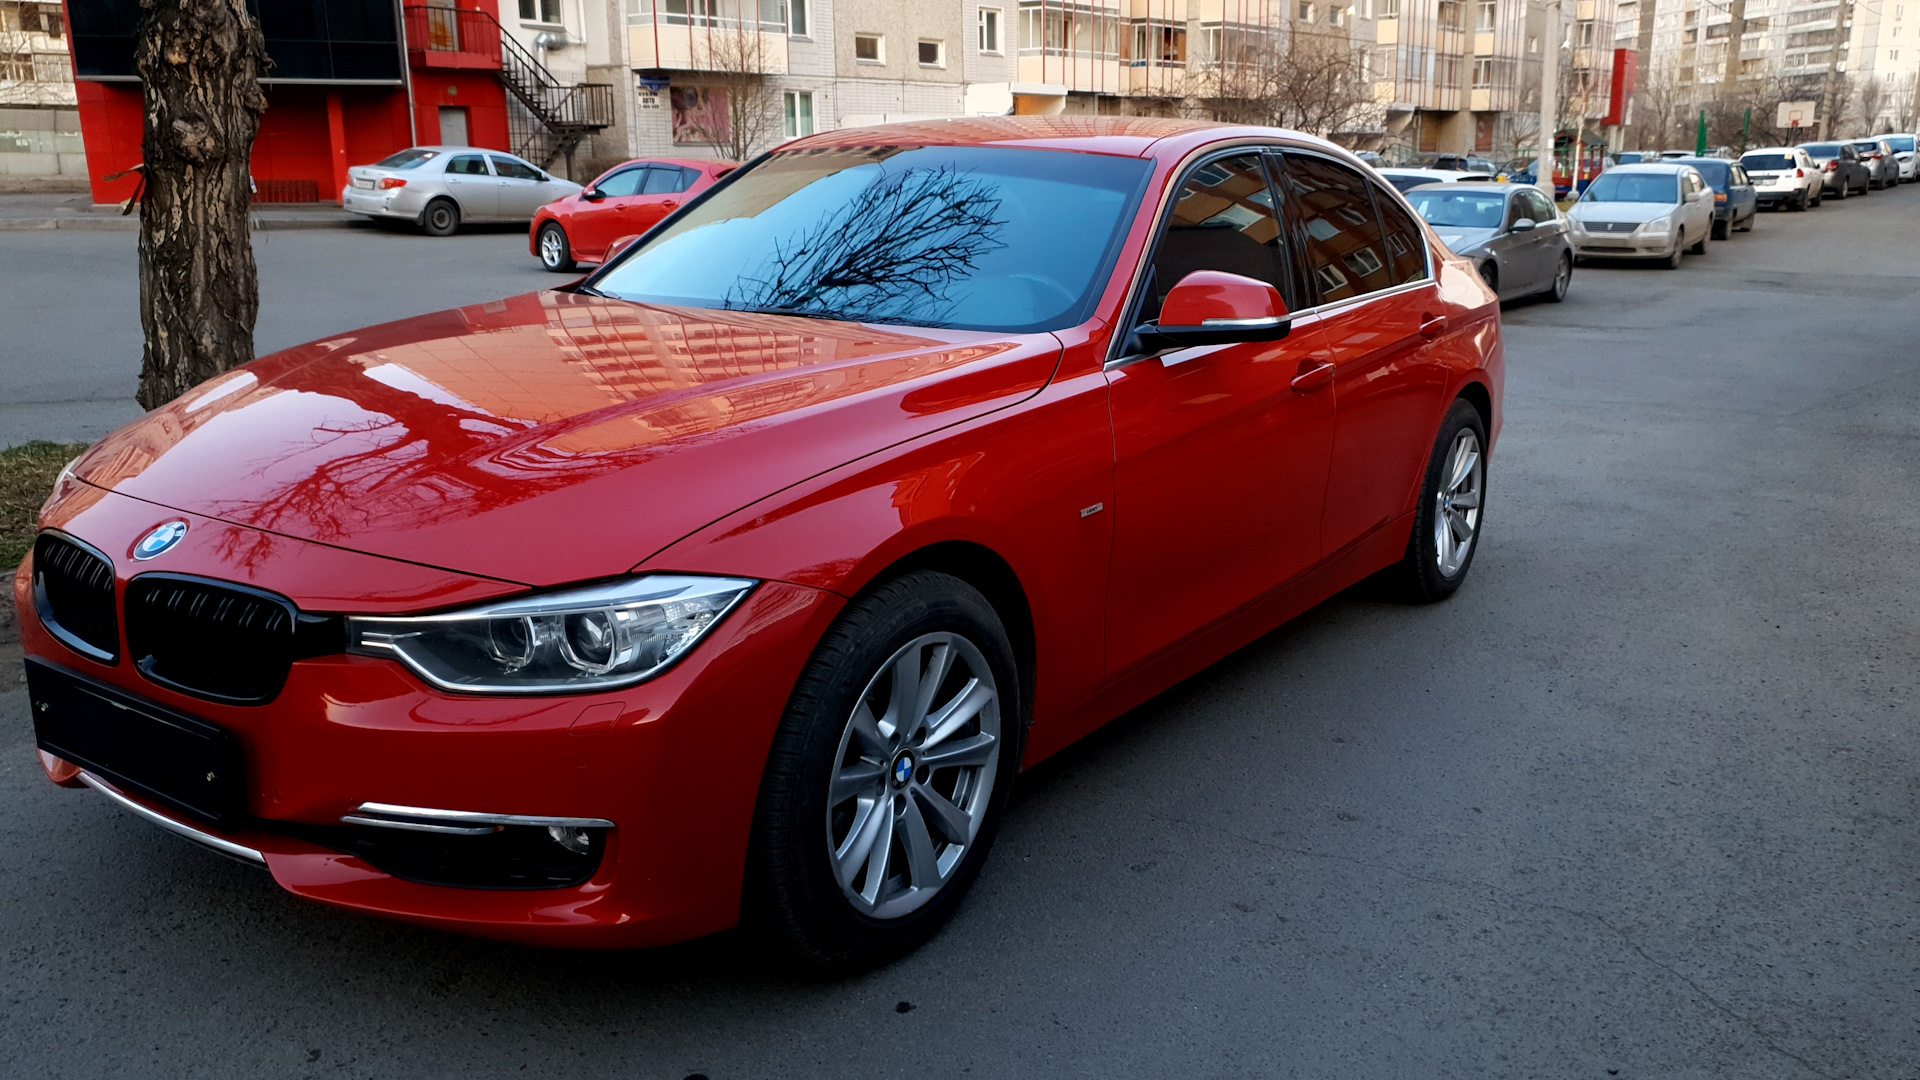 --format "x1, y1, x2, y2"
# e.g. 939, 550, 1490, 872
1, 441, 89, 569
